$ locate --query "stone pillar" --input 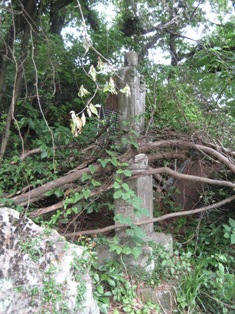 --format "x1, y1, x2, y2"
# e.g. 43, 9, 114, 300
115, 154, 153, 237
116, 51, 146, 133
101, 52, 173, 272
114, 52, 152, 239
